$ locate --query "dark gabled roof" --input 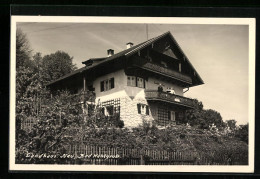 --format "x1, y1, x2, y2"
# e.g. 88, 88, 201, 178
46, 31, 204, 86
46, 66, 87, 86
46, 32, 169, 86
81, 31, 171, 67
